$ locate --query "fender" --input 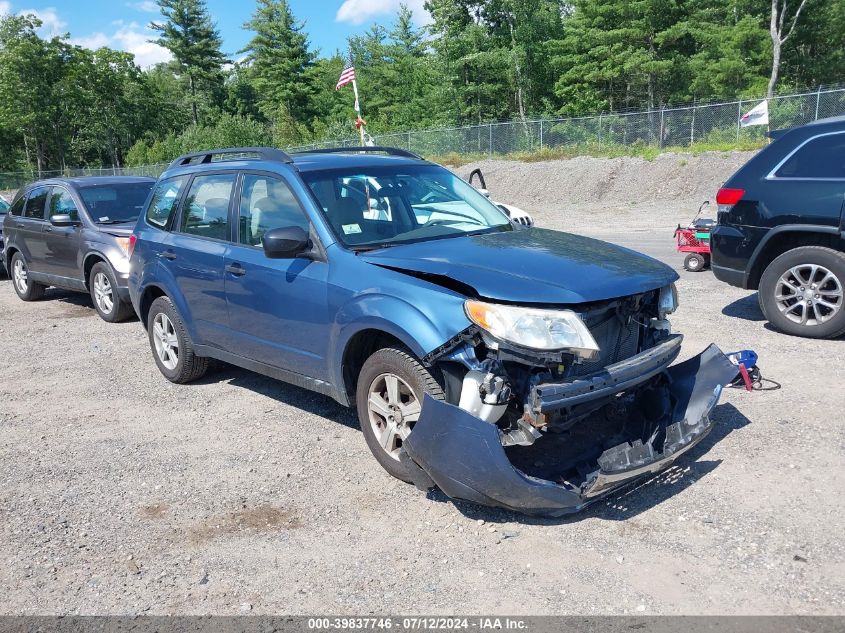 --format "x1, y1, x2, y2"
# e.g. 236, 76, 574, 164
328, 292, 471, 403
135, 261, 200, 342
749, 223, 844, 271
